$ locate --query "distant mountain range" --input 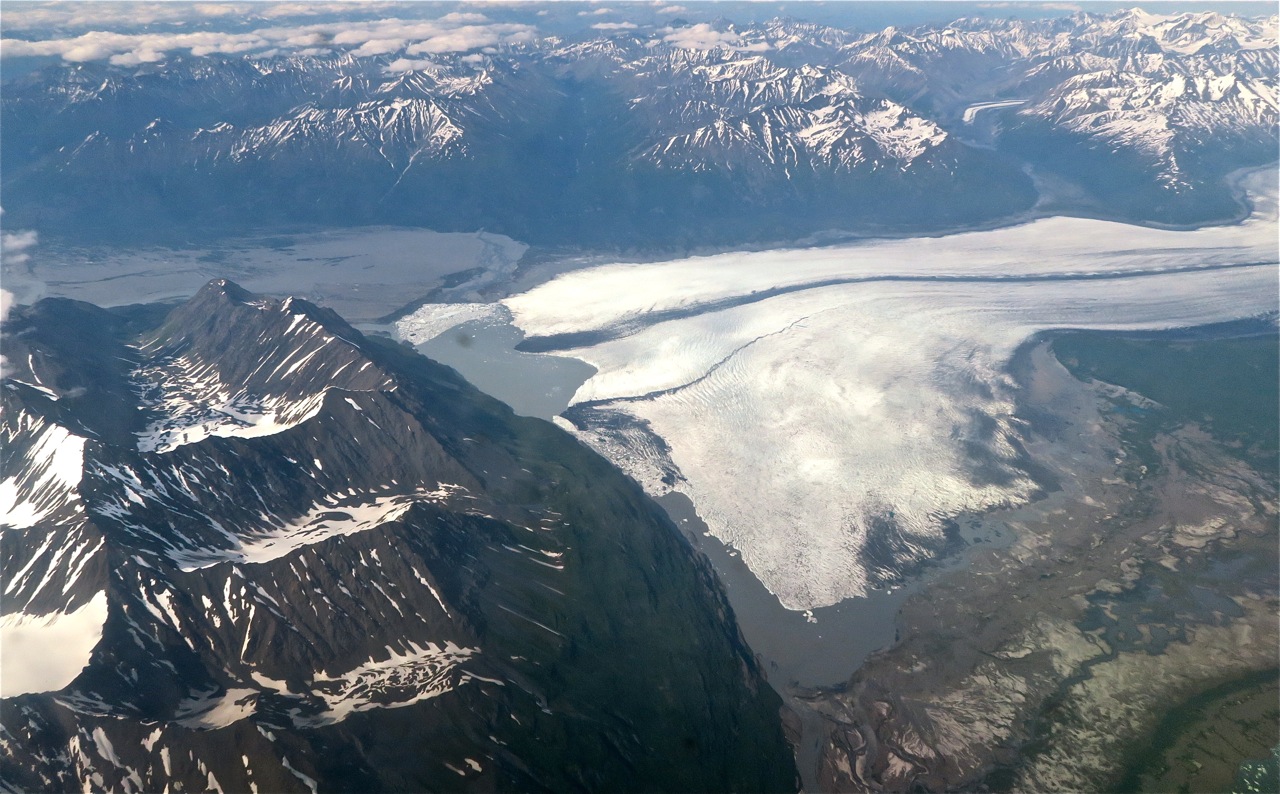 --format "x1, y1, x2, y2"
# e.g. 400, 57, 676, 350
3, 9, 1275, 247
0, 282, 797, 792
